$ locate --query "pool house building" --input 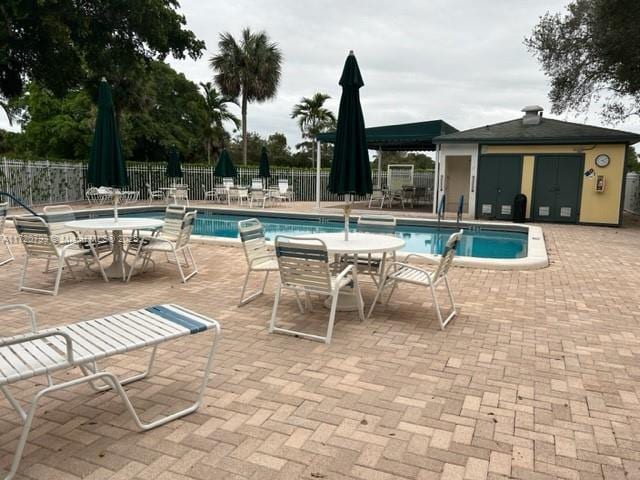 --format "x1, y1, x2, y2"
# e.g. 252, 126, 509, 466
433, 106, 640, 225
